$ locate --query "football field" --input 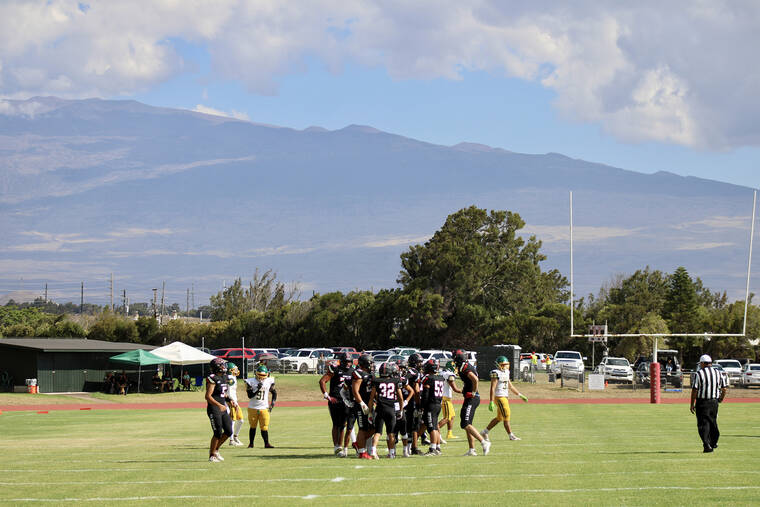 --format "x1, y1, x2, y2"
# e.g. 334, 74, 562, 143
1, 402, 759, 505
